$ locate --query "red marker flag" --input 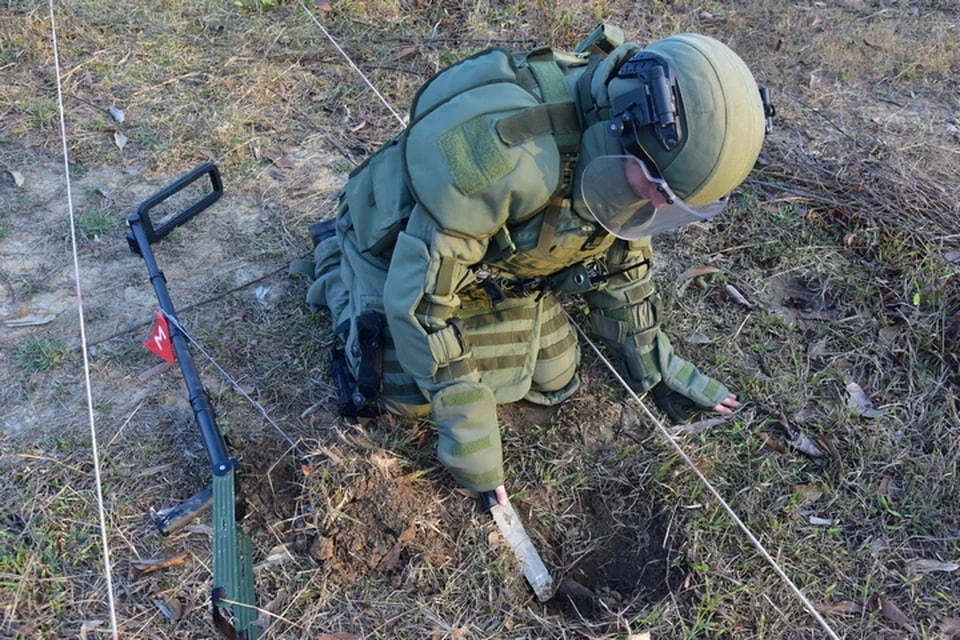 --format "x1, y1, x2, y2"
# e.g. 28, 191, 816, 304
143, 311, 176, 363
